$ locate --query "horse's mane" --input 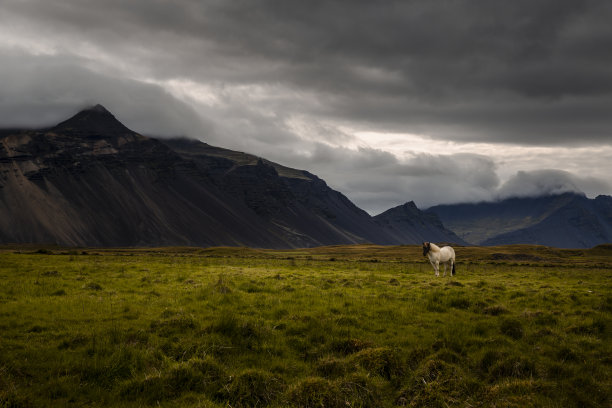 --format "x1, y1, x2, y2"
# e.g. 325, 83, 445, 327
429, 242, 441, 251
